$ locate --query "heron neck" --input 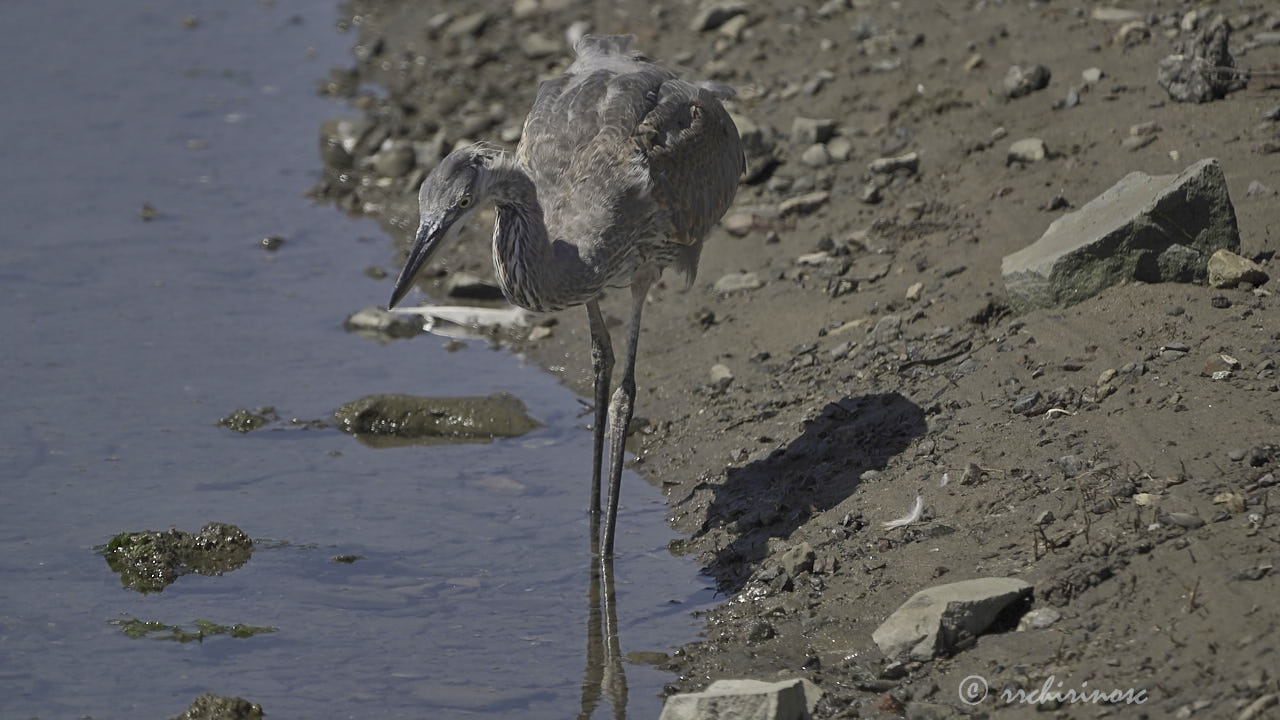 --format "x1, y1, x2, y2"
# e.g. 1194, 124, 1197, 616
488, 164, 595, 312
